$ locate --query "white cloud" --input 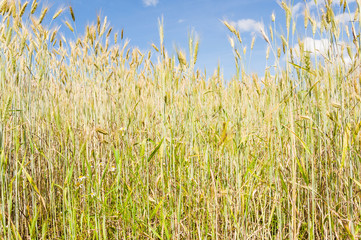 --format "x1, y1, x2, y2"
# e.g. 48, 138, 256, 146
291, 37, 333, 58
231, 19, 264, 33
303, 37, 330, 55
292, 37, 352, 67
292, 2, 305, 18
143, 0, 159, 7
306, 0, 356, 8
276, 0, 305, 17
335, 12, 355, 24
287, 0, 357, 18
